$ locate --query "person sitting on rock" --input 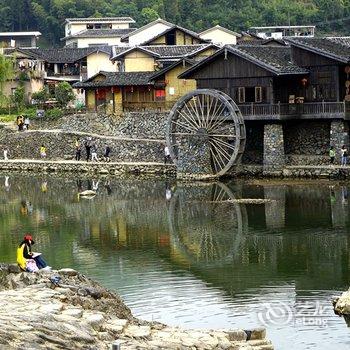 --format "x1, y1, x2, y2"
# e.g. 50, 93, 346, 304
17, 234, 51, 272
